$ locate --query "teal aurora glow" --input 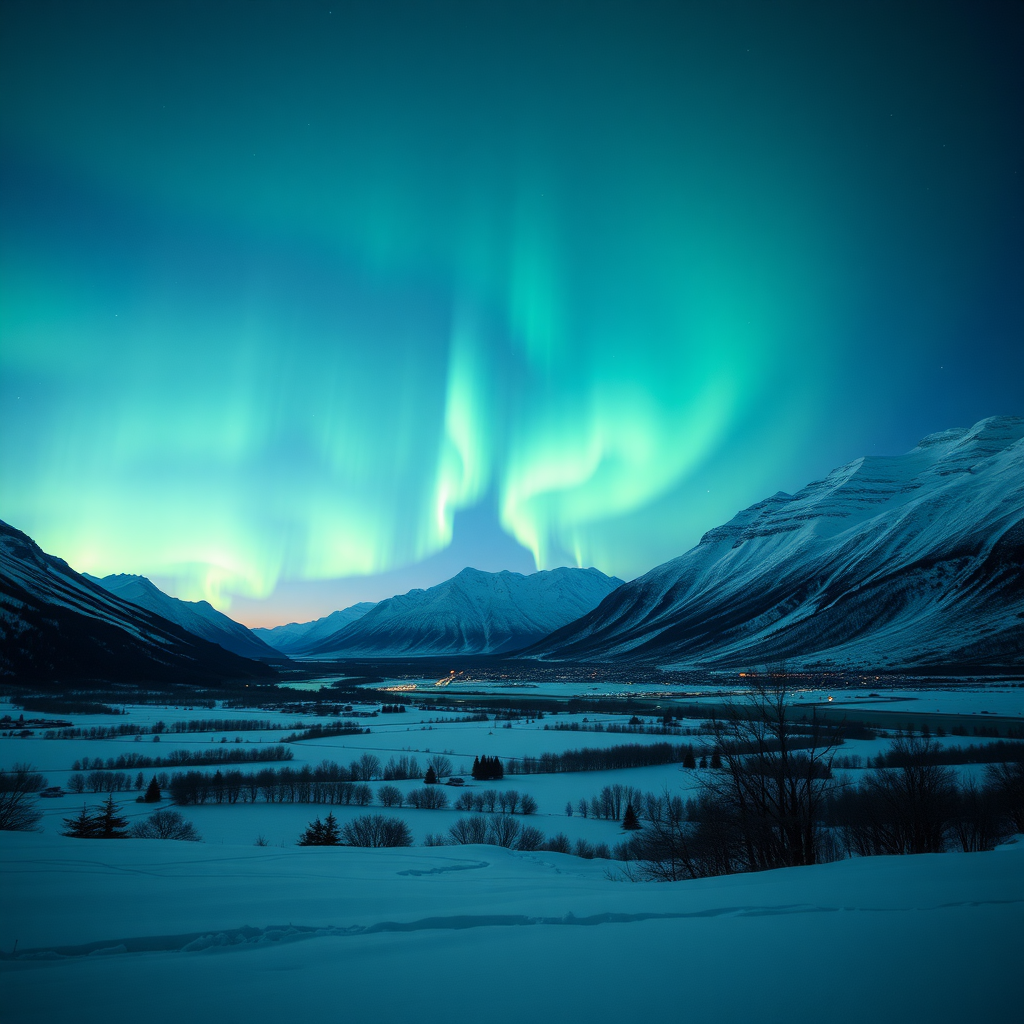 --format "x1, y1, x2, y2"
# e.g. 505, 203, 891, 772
1, 2, 1021, 624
